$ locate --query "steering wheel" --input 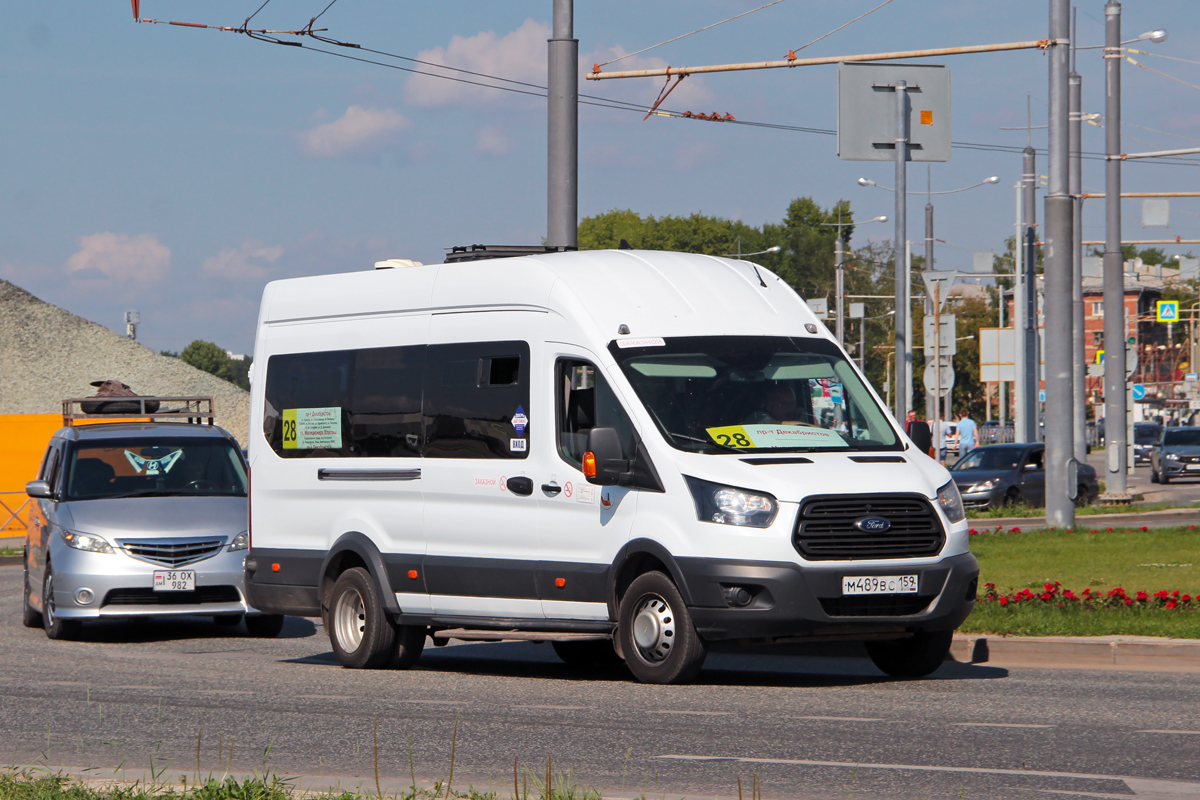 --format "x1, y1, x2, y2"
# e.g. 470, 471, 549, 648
186, 480, 220, 492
